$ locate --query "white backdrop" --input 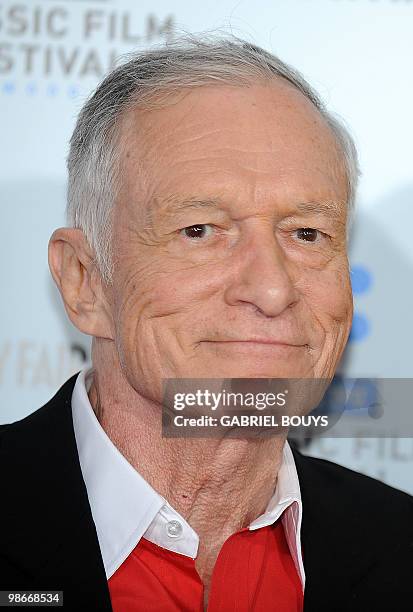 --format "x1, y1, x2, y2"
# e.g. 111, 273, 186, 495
1, 0, 412, 494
